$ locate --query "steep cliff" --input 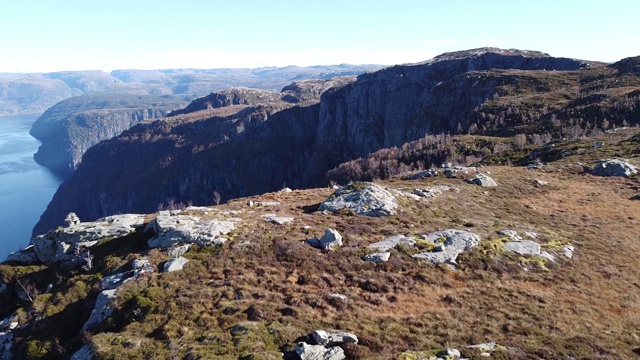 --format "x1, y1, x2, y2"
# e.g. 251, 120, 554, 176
33, 48, 640, 236
29, 93, 188, 177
